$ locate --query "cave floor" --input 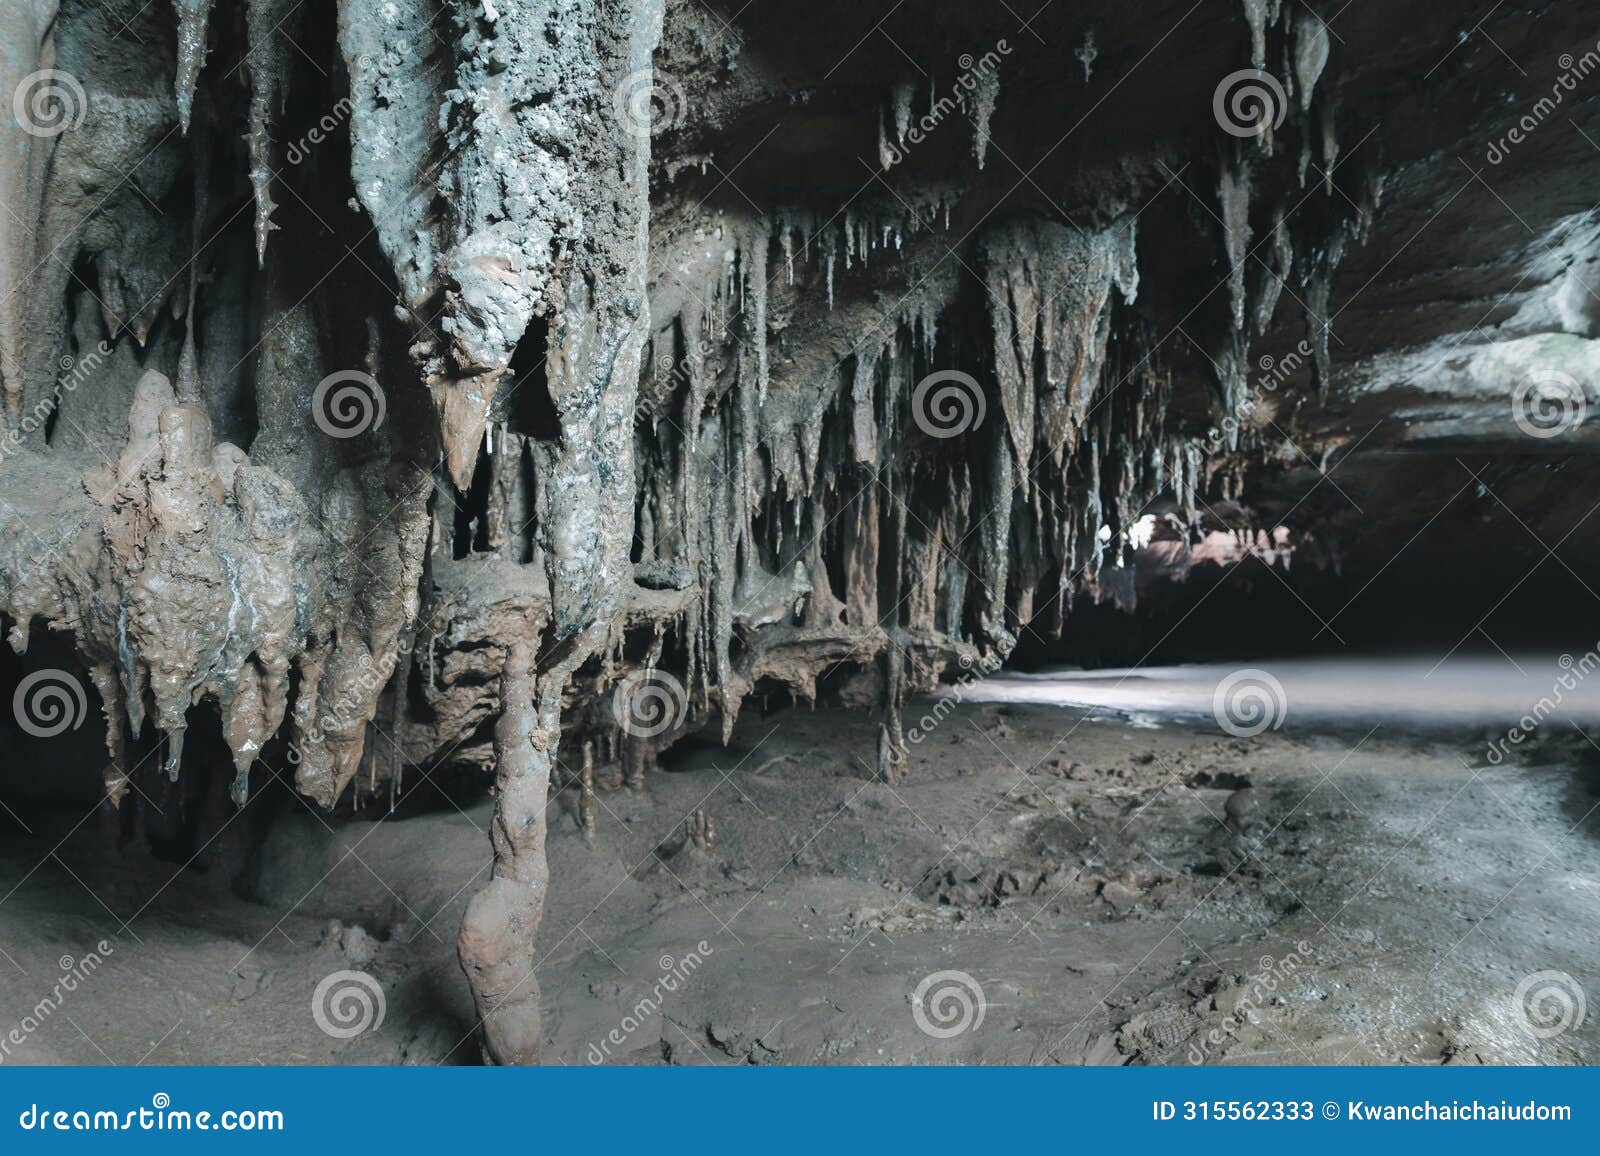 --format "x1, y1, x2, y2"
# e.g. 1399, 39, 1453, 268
1, 700, 1596, 1066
